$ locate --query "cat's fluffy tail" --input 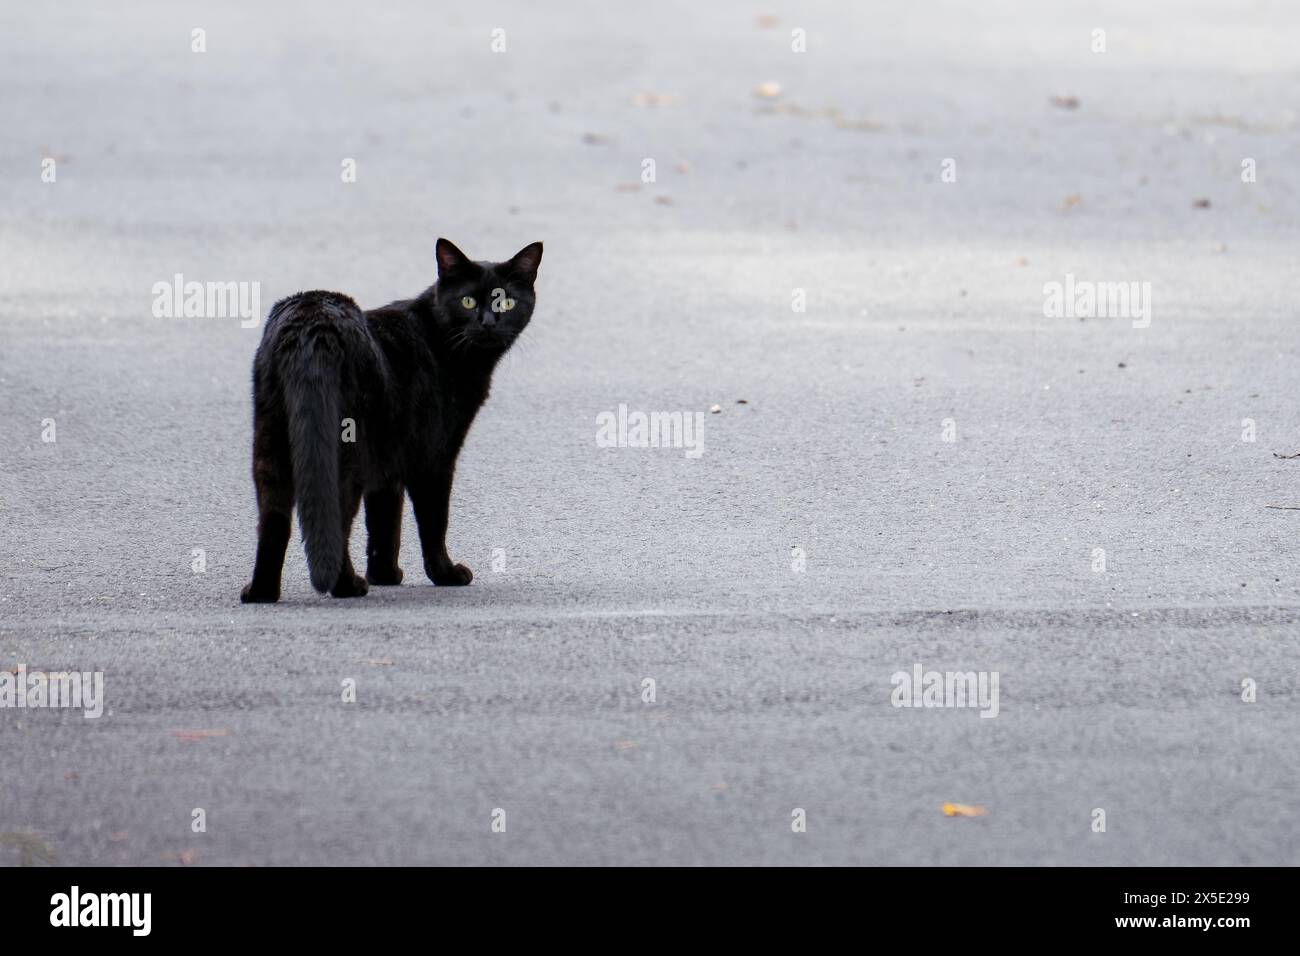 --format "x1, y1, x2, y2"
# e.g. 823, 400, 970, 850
284, 328, 344, 593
